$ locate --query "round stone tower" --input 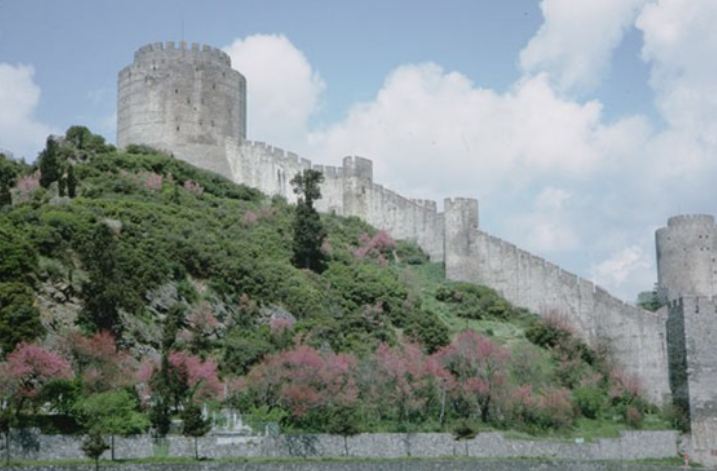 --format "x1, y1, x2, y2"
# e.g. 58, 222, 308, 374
117, 41, 246, 178
656, 214, 717, 303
